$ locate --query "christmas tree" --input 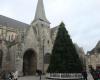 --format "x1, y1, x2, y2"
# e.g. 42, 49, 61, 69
47, 22, 83, 73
